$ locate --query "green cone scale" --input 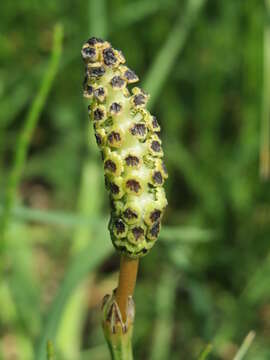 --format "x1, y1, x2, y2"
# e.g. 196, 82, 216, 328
82, 37, 168, 258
